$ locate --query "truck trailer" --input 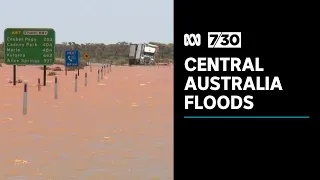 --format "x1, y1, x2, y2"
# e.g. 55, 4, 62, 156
128, 43, 158, 66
